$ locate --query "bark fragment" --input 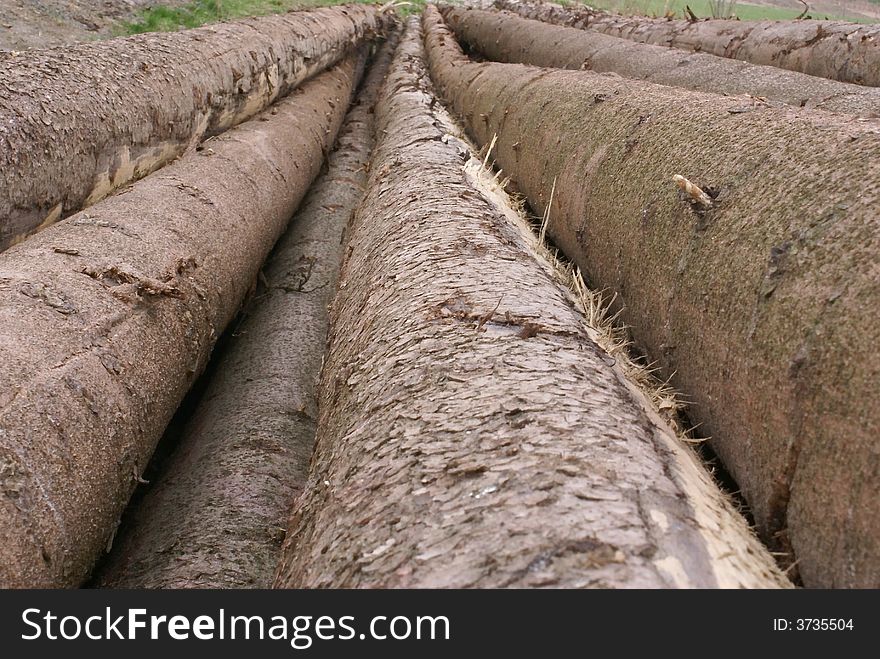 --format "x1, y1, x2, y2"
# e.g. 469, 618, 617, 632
0, 55, 363, 588
423, 5, 880, 588
0, 4, 392, 251
273, 20, 789, 590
